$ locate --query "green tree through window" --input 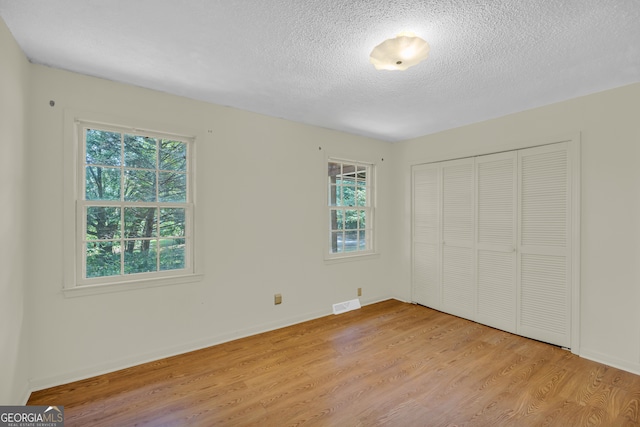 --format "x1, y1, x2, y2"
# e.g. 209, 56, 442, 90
328, 160, 373, 255
83, 127, 190, 280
